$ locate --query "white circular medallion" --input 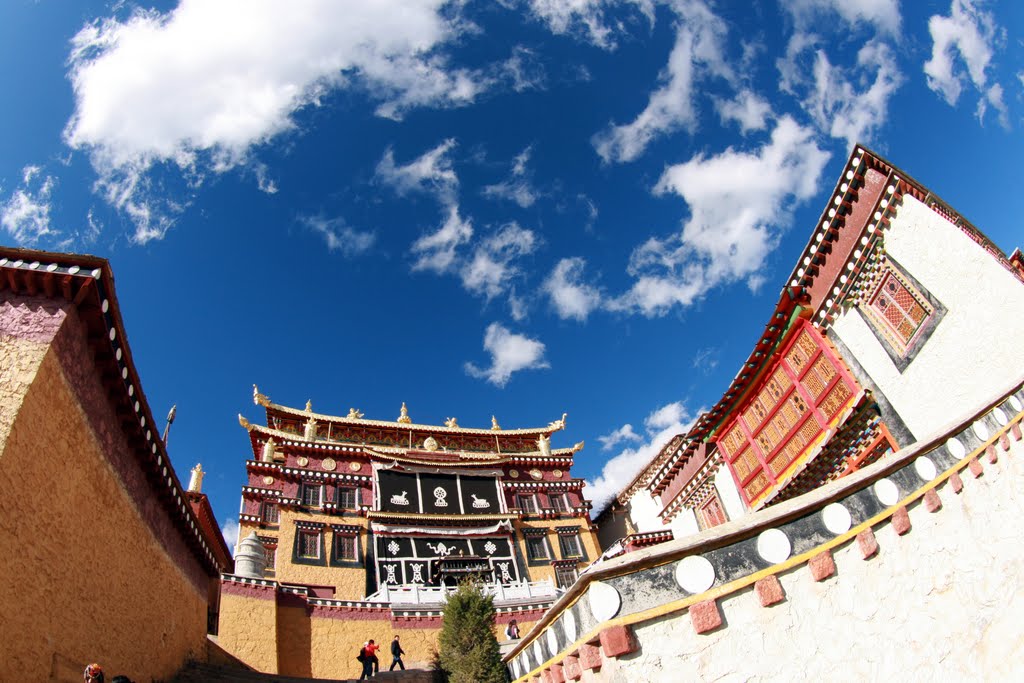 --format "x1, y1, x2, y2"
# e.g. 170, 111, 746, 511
530, 469, 543, 480
562, 609, 577, 642
946, 437, 966, 459
322, 457, 336, 471
511, 658, 521, 679
822, 503, 852, 535
972, 420, 990, 441
546, 628, 559, 657
520, 653, 531, 675
533, 641, 544, 667
587, 581, 621, 622
1009, 395, 1023, 412
874, 478, 900, 506
913, 456, 937, 482
349, 461, 362, 471
296, 456, 309, 467
992, 407, 1008, 426
509, 469, 520, 478
756, 528, 792, 564
262, 476, 274, 485
675, 555, 716, 594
